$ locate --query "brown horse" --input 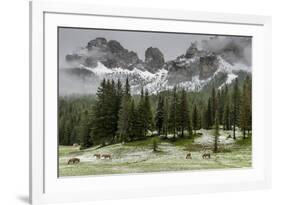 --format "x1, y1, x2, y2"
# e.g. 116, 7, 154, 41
101, 154, 112, 159
186, 152, 192, 159
94, 154, 101, 159
202, 153, 211, 159
67, 158, 80, 164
